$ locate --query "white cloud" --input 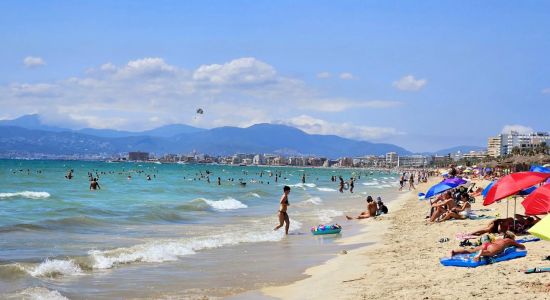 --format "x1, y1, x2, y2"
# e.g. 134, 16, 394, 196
0, 57, 402, 133
316, 72, 331, 79
23, 56, 46, 68
298, 99, 401, 112
501, 124, 534, 135
277, 115, 401, 140
393, 75, 427, 91
193, 57, 276, 85
10, 83, 59, 97
542, 88, 550, 94
339, 72, 354, 80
